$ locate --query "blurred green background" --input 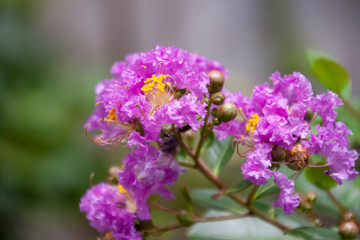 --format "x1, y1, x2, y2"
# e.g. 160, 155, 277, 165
1, 0, 359, 239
